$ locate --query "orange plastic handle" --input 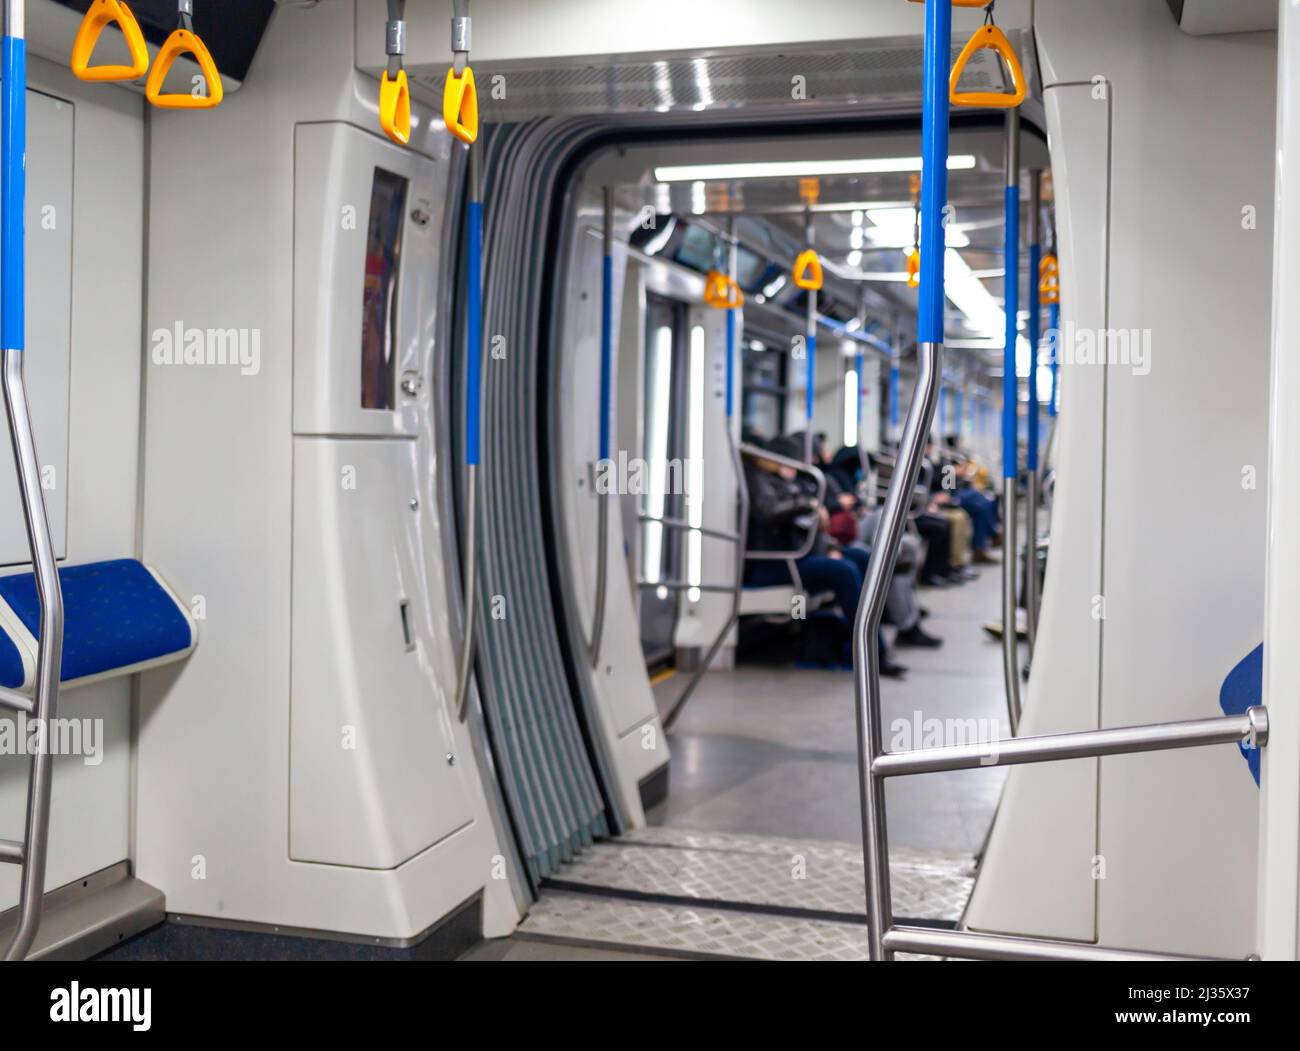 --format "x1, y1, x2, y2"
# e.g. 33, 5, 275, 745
444, 66, 479, 145
70, 0, 150, 82
905, 248, 921, 290
703, 270, 743, 309
793, 249, 823, 292
380, 69, 411, 146
145, 28, 224, 109
1039, 253, 1060, 304
950, 24, 1026, 109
